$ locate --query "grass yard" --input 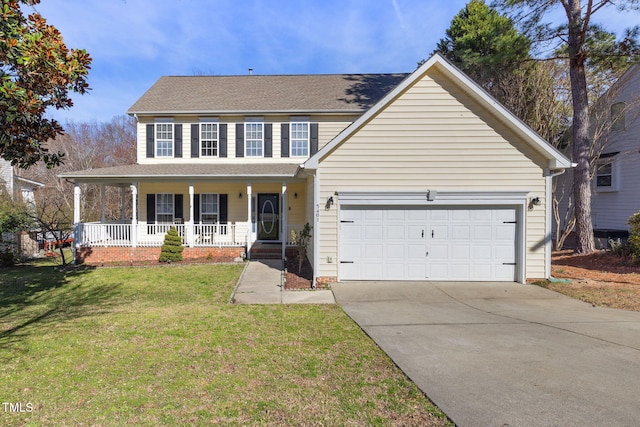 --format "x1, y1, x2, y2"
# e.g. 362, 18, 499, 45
0, 260, 449, 426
